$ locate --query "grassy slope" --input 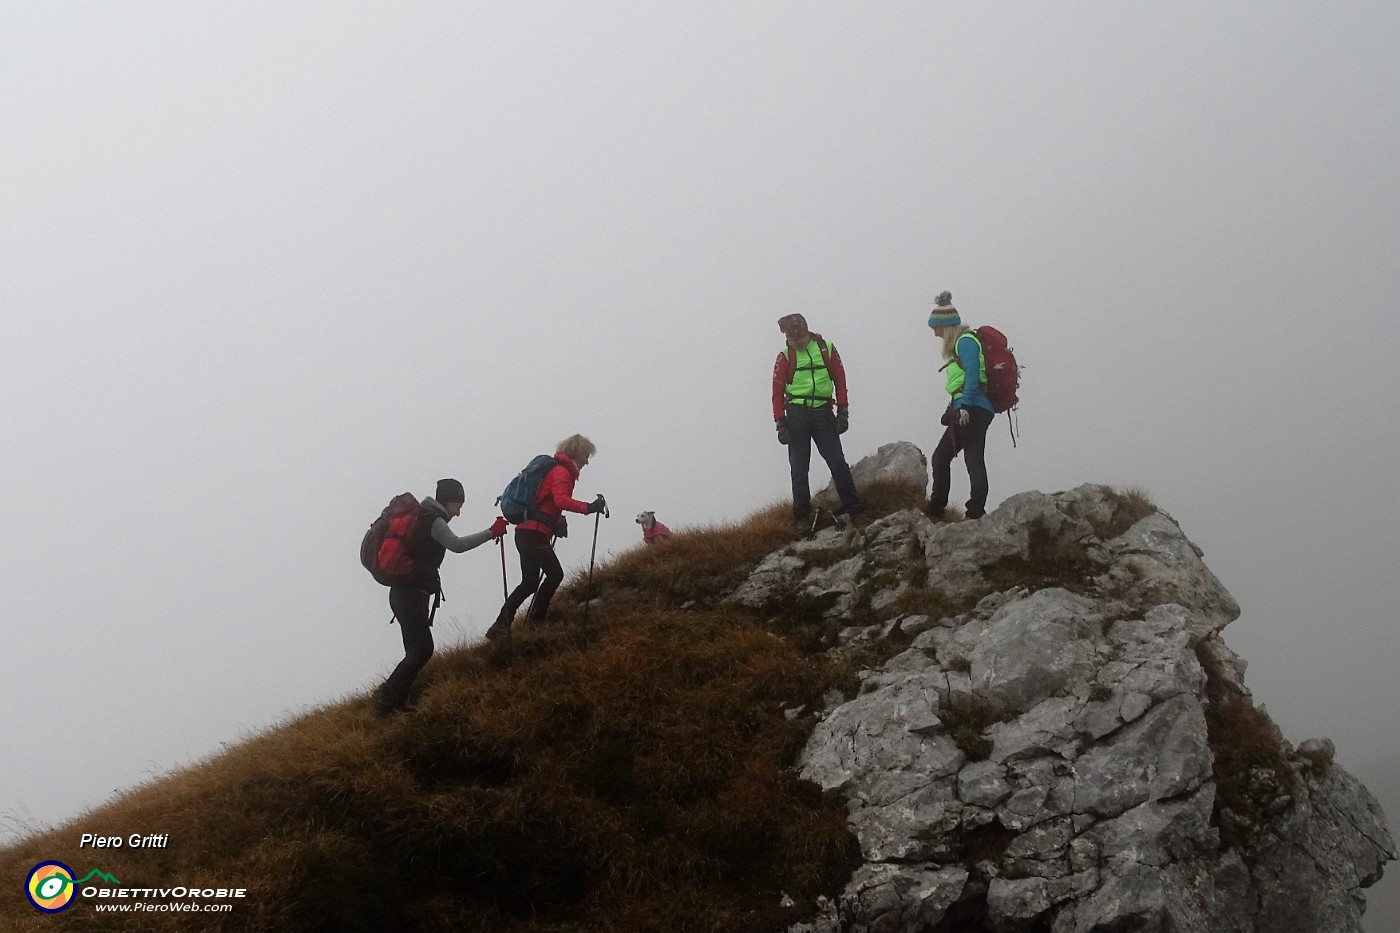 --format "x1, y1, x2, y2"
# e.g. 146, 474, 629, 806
0, 482, 925, 933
